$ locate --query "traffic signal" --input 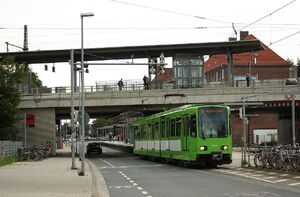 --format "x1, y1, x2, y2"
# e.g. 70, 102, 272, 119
149, 58, 156, 75
159, 52, 165, 75
239, 107, 243, 119
71, 110, 79, 123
